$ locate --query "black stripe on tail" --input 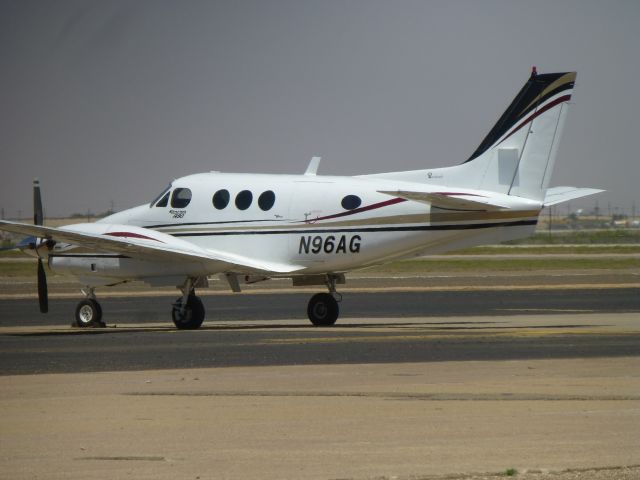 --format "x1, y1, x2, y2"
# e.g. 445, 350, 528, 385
465, 70, 575, 163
